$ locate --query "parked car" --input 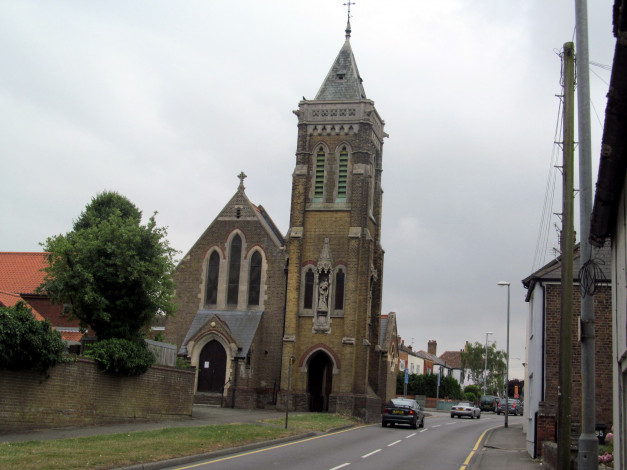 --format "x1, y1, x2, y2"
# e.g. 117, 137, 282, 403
496, 398, 523, 415
381, 398, 425, 429
479, 395, 500, 412
450, 402, 481, 419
